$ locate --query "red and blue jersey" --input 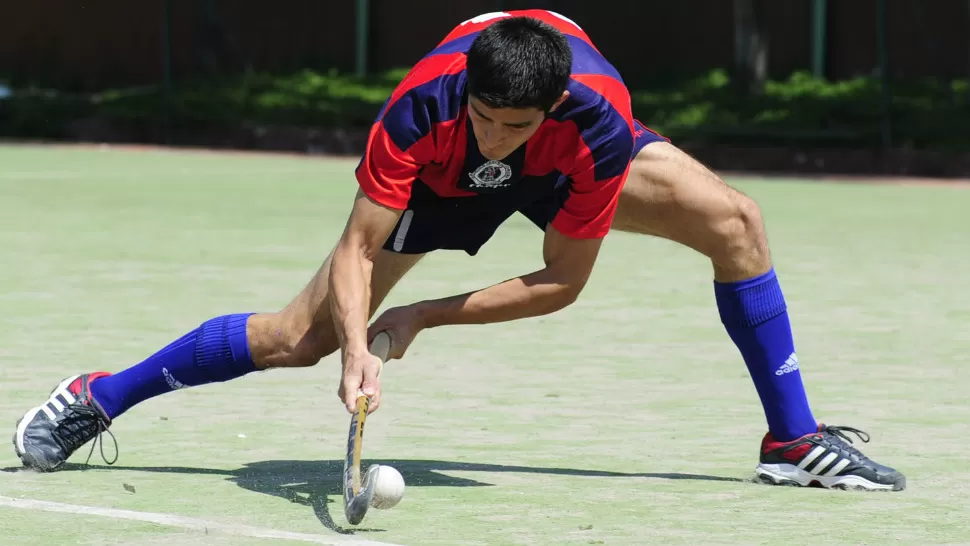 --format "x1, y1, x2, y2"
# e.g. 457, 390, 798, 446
355, 10, 636, 239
